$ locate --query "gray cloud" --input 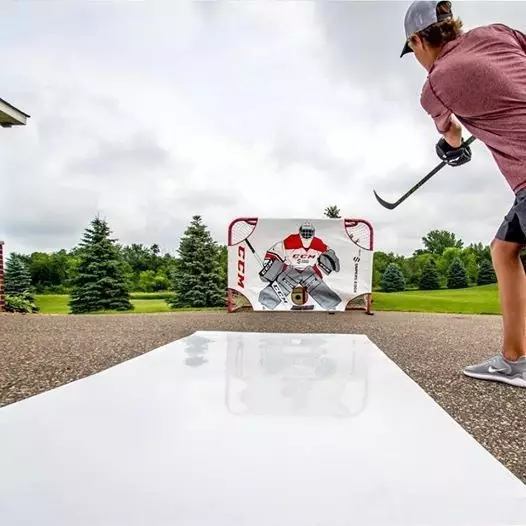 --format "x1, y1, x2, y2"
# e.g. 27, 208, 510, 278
316, 2, 415, 83
70, 133, 171, 179
269, 128, 362, 187
0, 180, 99, 253
1, 1, 525, 260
